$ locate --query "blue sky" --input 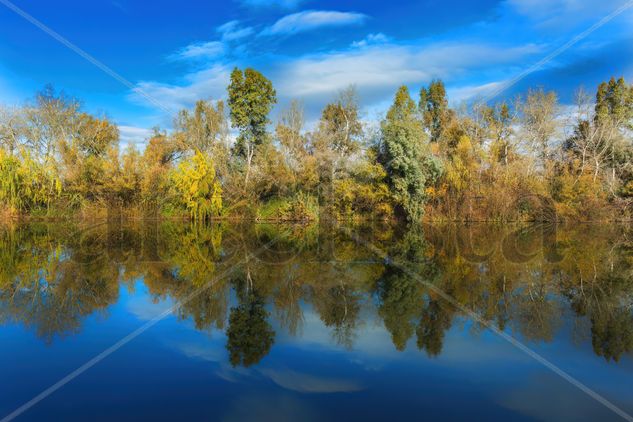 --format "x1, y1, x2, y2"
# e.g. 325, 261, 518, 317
0, 0, 632, 145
